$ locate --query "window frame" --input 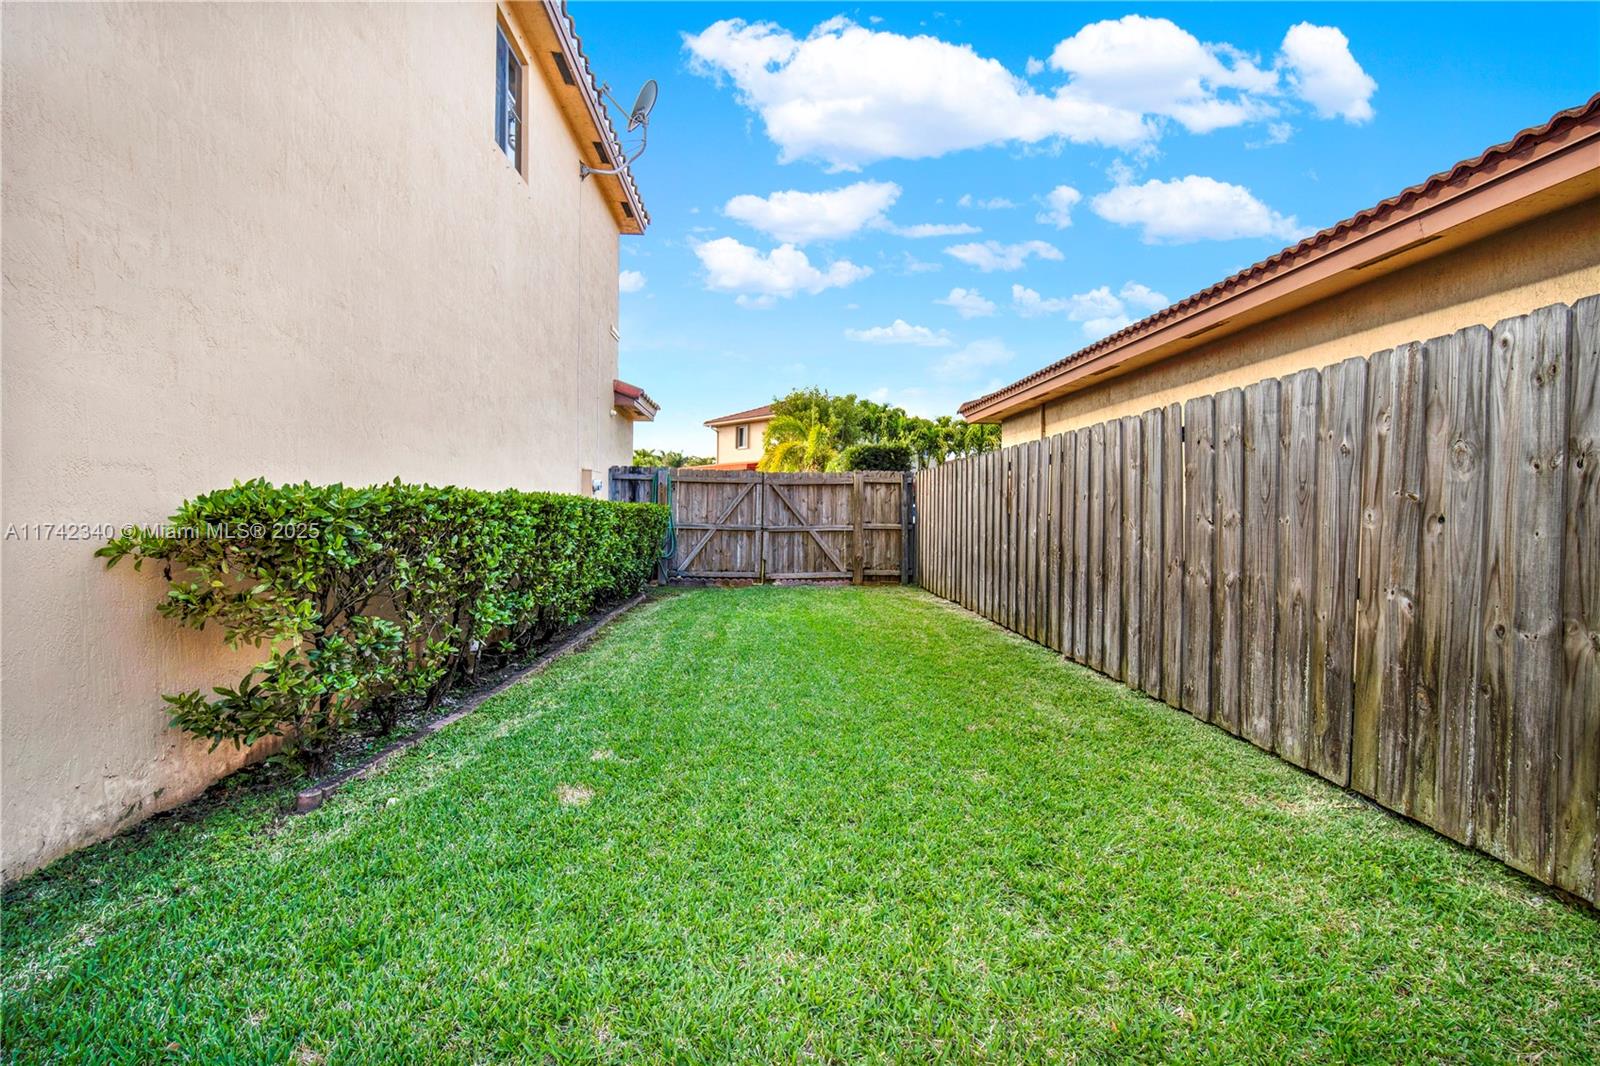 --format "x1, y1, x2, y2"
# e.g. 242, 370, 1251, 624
495, 17, 526, 175
736, 425, 749, 450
